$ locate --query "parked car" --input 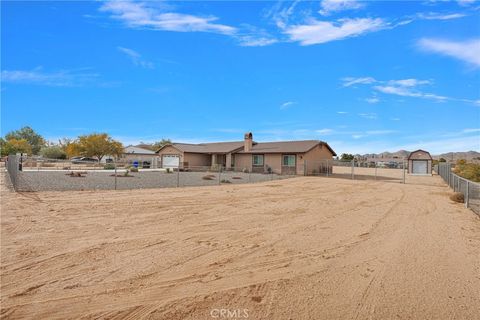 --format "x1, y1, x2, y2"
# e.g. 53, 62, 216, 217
71, 157, 98, 164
